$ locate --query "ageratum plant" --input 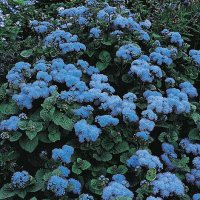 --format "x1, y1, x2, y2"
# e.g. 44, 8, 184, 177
0, 0, 200, 199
